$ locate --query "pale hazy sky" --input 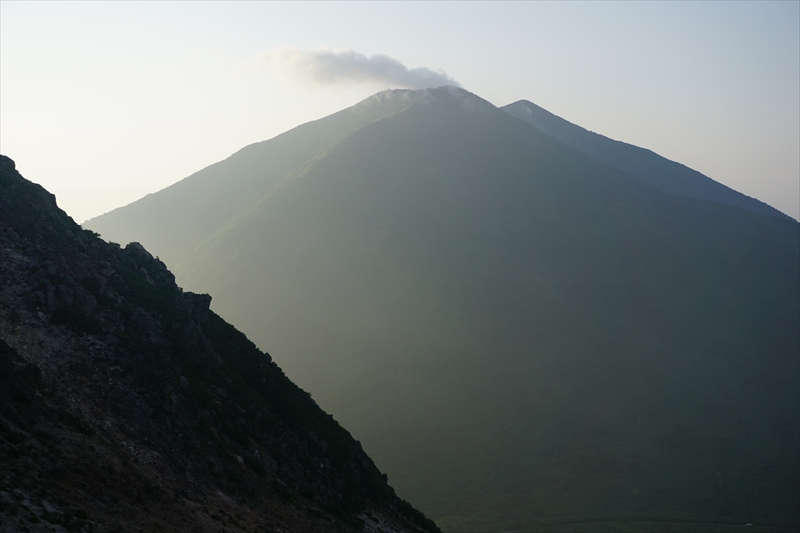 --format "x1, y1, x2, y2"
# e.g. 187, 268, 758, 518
1, 1, 798, 221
